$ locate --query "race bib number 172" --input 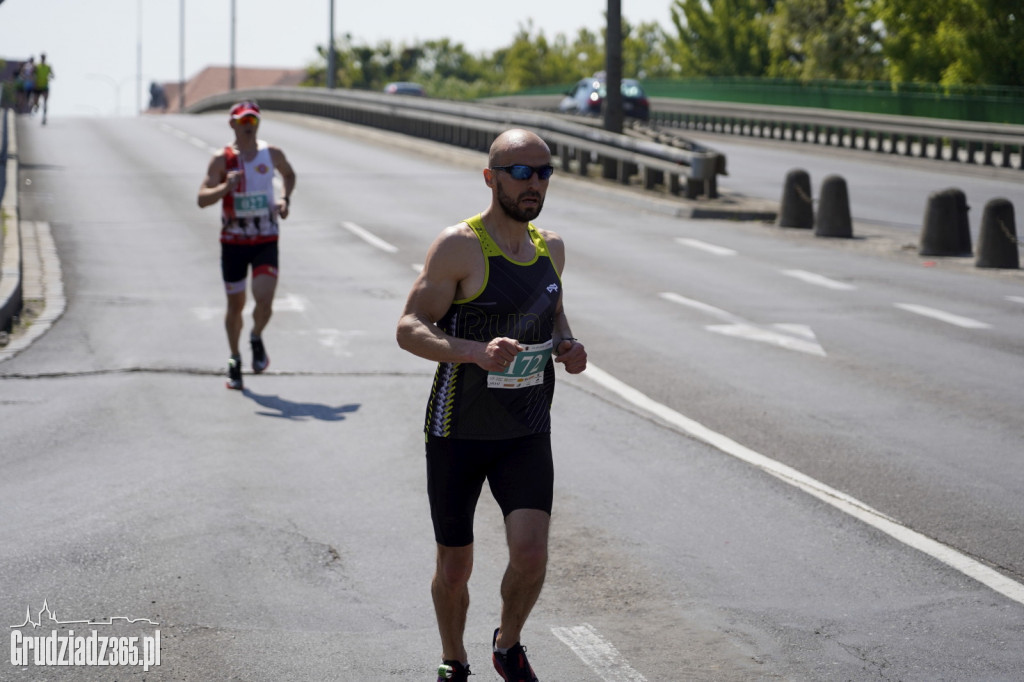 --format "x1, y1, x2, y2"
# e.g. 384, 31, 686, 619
487, 340, 552, 389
